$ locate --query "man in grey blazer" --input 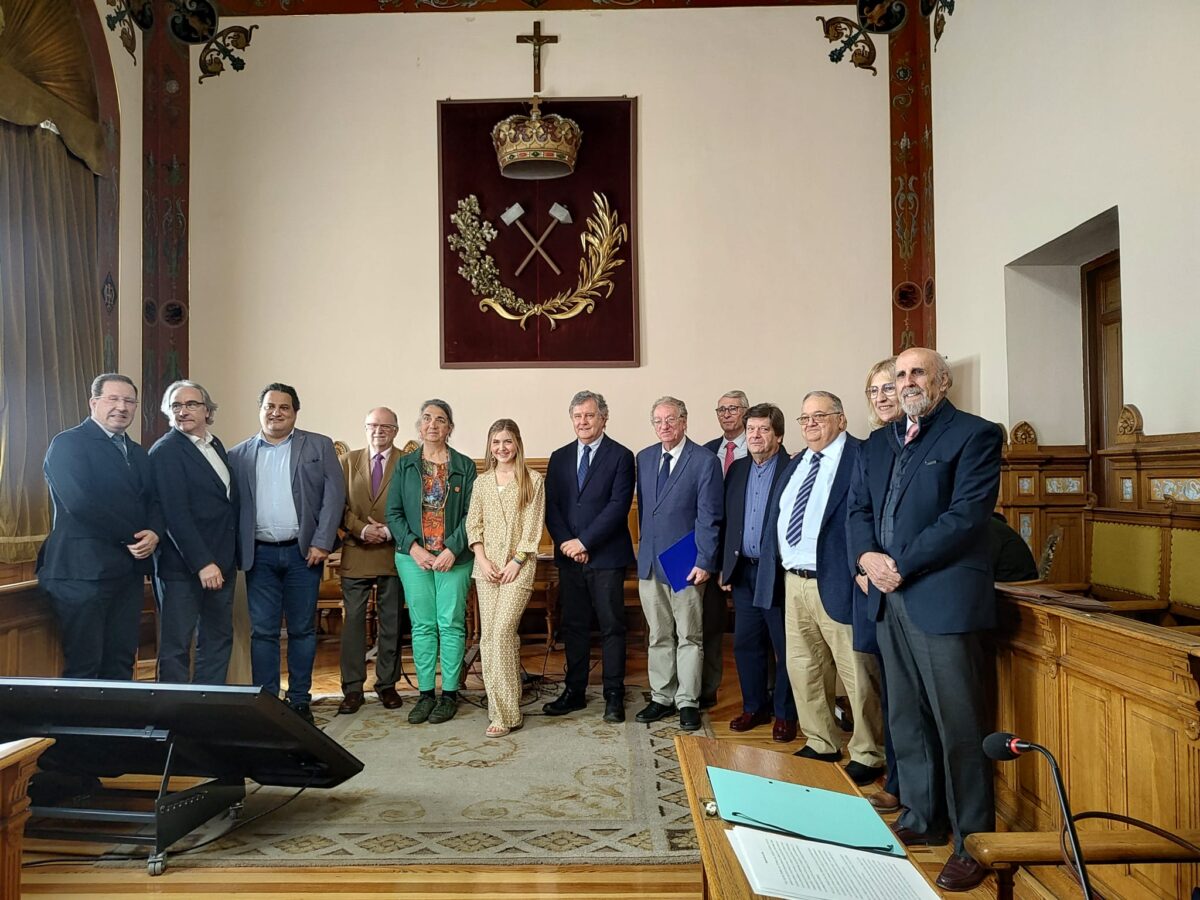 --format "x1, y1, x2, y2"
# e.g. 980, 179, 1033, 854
227, 383, 345, 723
634, 396, 723, 731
